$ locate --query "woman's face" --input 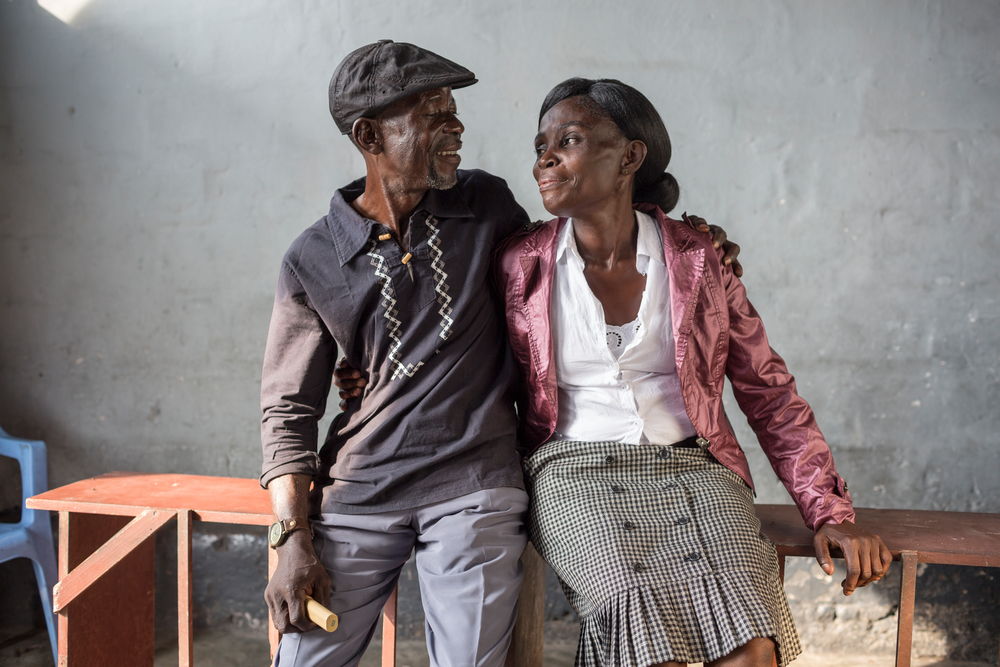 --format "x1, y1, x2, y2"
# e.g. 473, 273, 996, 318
533, 96, 630, 218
